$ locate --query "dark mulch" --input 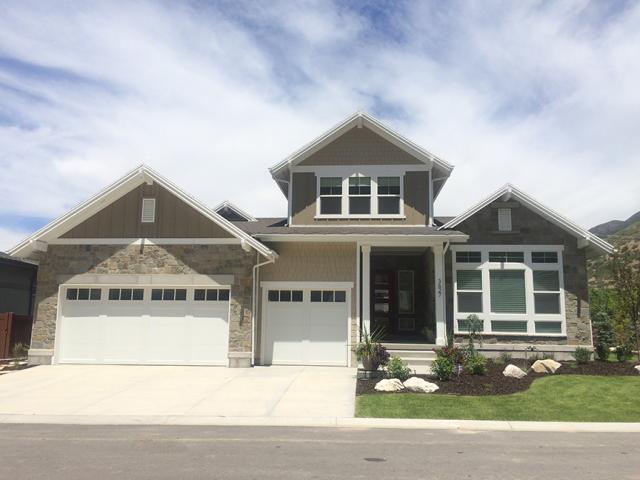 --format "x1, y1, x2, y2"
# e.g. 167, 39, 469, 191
356, 360, 640, 397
